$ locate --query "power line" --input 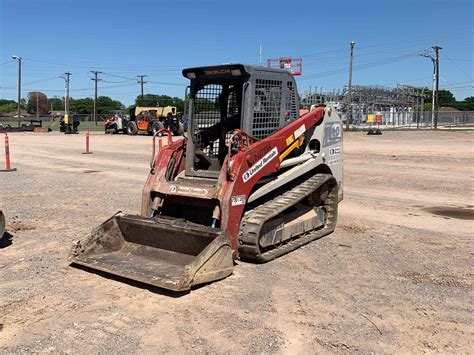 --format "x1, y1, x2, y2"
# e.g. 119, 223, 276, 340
444, 54, 473, 80
147, 80, 186, 86
442, 80, 474, 87
299, 47, 347, 59
22, 76, 60, 86
444, 58, 472, 62
13, 30, 470, 75
298, 28, 471, 60
0, 81, 137, 93
446, 88, 474, 92
102, 80, 133, 84
298, 52, 420, 81
101, 73, 184, 85
22, 57, 184, 72
356, 31, 471, 52
384, 76, 434, 86
443, 85, 474, 89
102, 72, 136, 81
